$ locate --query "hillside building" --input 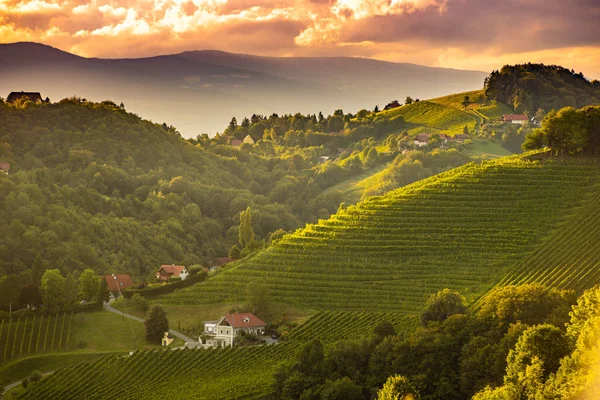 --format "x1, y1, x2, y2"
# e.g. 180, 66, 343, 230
156, 264, 189, 282
414, 134, 429, 147
231, 139, 243, 147
243, 135, 255, 145
0, 163, 10, 175
104, 274, 133, 297
6, 91, 49, 104
202, 313, 267, 347
503, 114, 528, 124
384, 100, 401, 110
